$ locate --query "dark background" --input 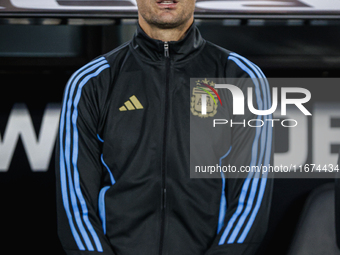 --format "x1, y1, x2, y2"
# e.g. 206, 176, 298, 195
1, 6, 340, 255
